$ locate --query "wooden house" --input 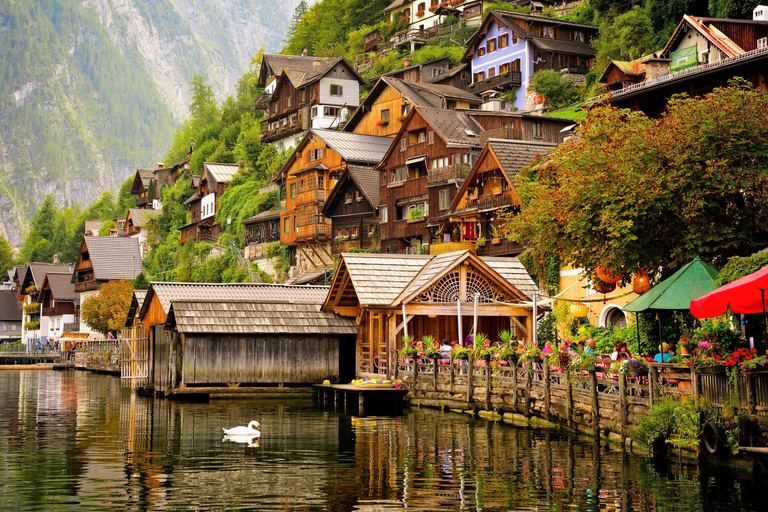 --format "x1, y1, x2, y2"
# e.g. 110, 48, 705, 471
126, 208, 161, 259
462, 11, 598, 110
179, 162, 239, 244
255, 53, 365, 151
38, 272, 78, 340
425, 63, 472, 91
377, 56, 451, 83
594, 12, 768, 117
439, 139, 555, 257
0, 290, 22, 342
84, 221, 106, 236
271, 129, 393, 275
323, 251, 540, 378
344, 77, 482, 138
321, 166, 381, 255
18, 262, 73, 347
130, 168, 156, 209
382, 0, 494, 33
242, 210, 281, 259
127, 282, 354, 392
71, 236, 142, 333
